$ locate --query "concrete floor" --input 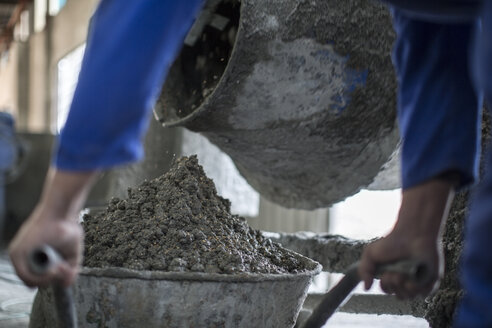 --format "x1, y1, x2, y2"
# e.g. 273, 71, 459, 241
324, 313, 428, 327
0, 252, 36, 328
